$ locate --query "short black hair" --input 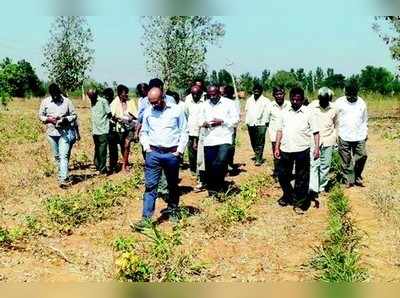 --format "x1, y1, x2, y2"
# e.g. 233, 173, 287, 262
136, 83, 149, 98
289, 87, 305, 100
272, 85, 285, 94
149, 78, 164, 89
224, 85, 235, 99
166, 90, 180, 104
345, 81, 359, 97
48, 83, 62, 98
253, 83, 263, 92
117, 84, 129, 96
103, 88, 114, 101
